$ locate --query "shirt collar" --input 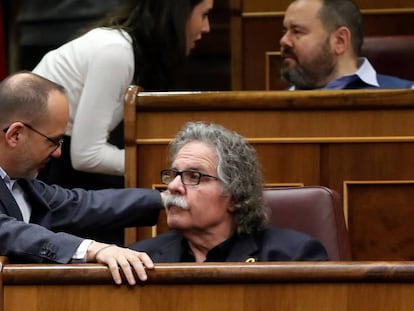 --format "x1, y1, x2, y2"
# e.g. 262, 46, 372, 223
0, 166, 17, 191
0, 166, 7, 180
353, 57, 379, 87
323, 58, 379, 89
180, 234, 238, 262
